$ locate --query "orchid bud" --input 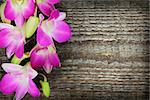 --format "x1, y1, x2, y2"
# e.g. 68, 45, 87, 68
0, 3, 11, 24
25, 16, 39, 38
11, 53, 29, 64
40, 80, 50, 97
